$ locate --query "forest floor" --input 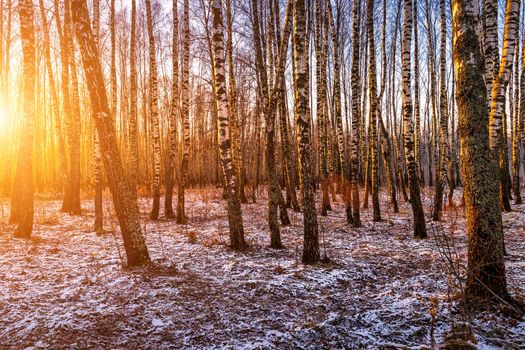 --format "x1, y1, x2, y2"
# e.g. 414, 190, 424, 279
0, 187, 524, 349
